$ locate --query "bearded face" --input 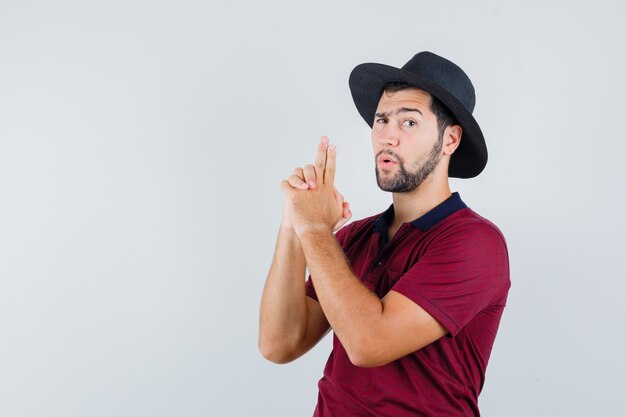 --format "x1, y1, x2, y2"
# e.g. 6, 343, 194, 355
375, 133, 443, 193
